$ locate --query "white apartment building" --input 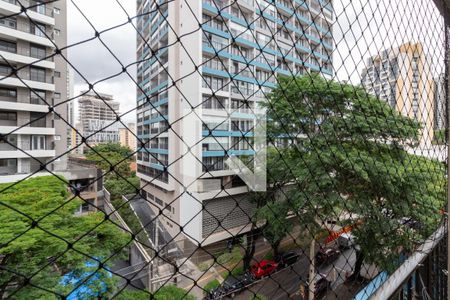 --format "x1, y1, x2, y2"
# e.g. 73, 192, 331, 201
136, 0, 334, 250
78, 91, 120, 152
0, 0, 68, 182
361, 42, 435, 147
